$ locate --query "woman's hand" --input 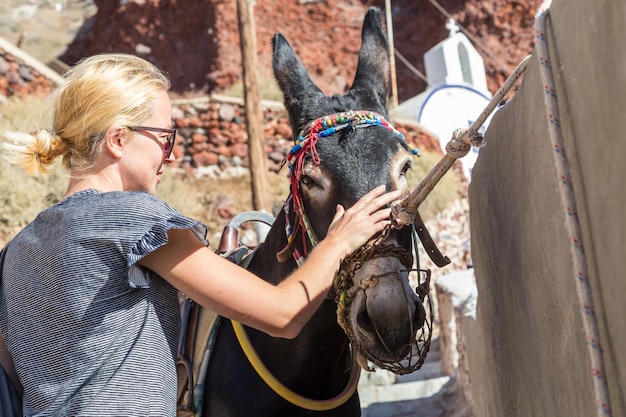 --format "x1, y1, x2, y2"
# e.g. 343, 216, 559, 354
325, 185, 402, 258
